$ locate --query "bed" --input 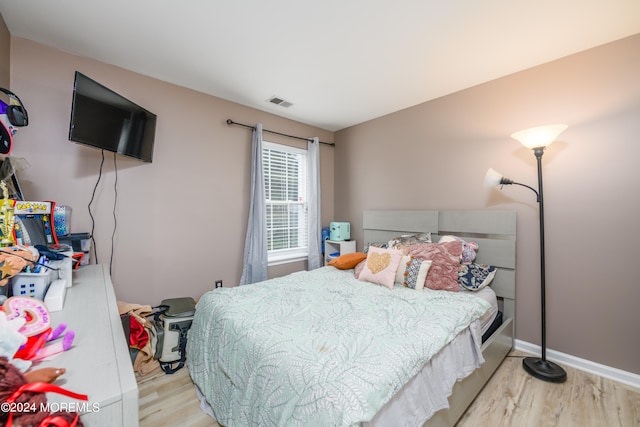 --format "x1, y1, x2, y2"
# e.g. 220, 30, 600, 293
188, 210, 515, 426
